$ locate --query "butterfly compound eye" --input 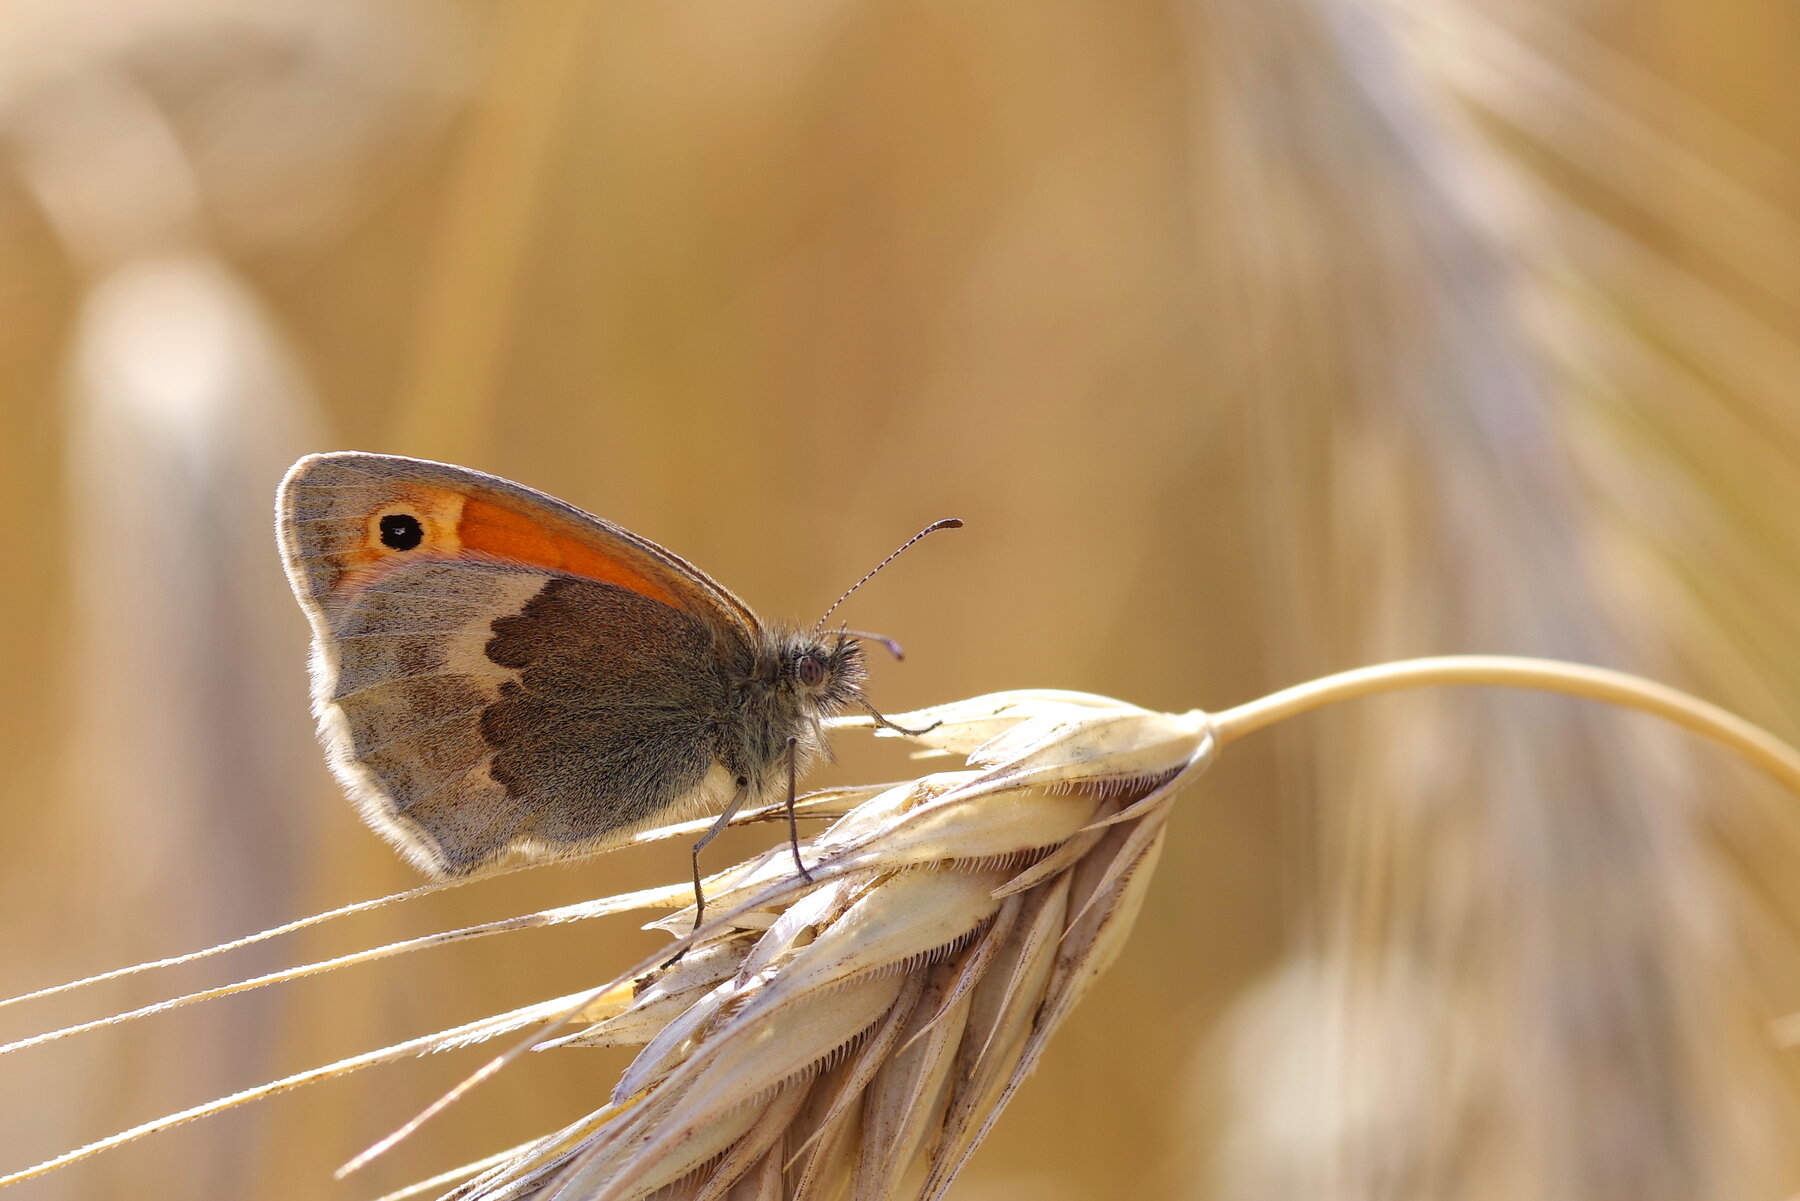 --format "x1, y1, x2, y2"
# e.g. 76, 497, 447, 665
796, 654, 827, 688
379, 513, 426, 551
